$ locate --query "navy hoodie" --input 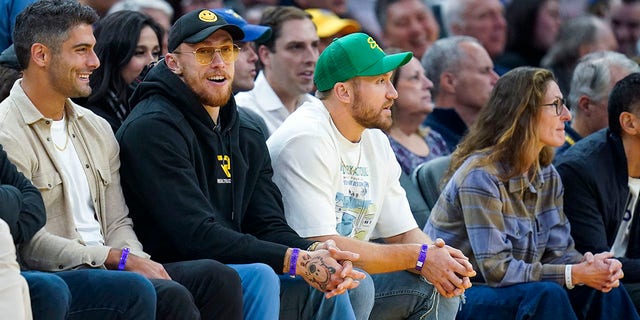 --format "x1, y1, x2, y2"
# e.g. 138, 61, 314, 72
116, 61, 312, 271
